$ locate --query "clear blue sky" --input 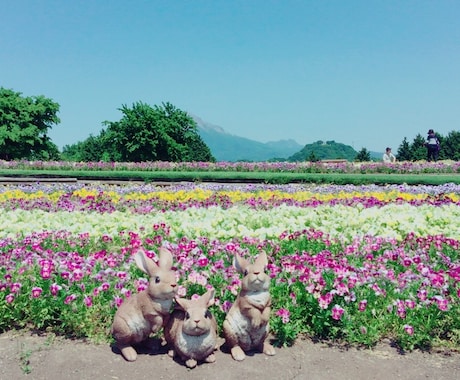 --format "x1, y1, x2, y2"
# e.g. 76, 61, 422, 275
2, 0, 459, 153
